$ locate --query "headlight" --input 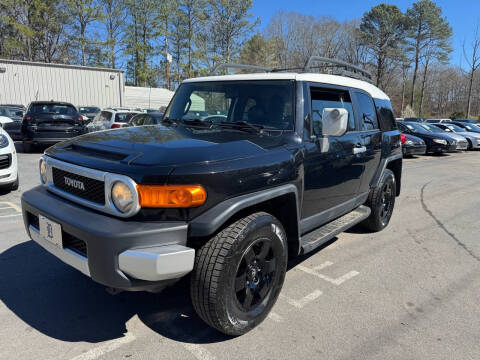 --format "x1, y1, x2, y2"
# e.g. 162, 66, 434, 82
0, 134, 9, 148
405, 140, 414, 145
111, 181, 135, 213
433, 139, 447, 145
39, 159, 47, 184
